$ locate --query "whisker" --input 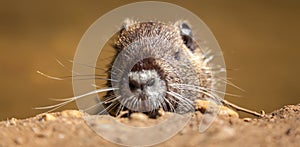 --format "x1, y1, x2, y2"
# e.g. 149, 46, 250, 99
203, 55, 214, 65
164, 98, 176, 112
97, 101, 120, 115
169, 85, 222, 103
68, 59, 110, 72
54, 58, 82, 75
116, 104, 125, 116
103, 96, 121, 104
73, 77, 118, 82
84, 96, 121, 111
161, 99, 168, 112
35, 99, 74, 111
167, 91, 194, 109
35, 87, 118, 113
176, 83, 264, 117
49, 87, 118, 102
170, 83, 241, 97
37, 70, 110, 81
37, 70, 63, 80
215, 76, 245, 92
102, 94, 120, 102
132, 96, 138, 110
